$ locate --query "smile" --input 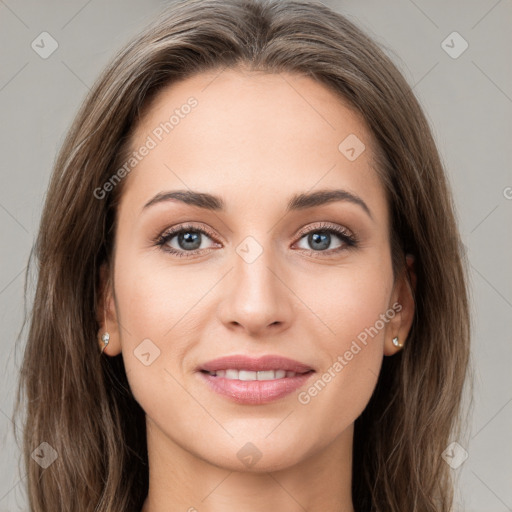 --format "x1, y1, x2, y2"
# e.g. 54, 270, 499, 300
203, 369, 312, 380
